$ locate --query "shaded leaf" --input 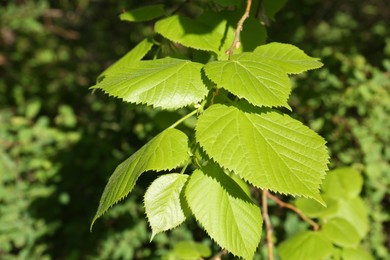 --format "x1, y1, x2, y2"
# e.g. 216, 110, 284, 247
119, 5, 165, 22
196, 104, 329, 203
278, 231, 333, 260
91, 128, 190, 229
92, 57, 208, 109
263, 0, 288, 21
185, 163, 262, 259
155, 14, 224, 53
144, 173, 189, 240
